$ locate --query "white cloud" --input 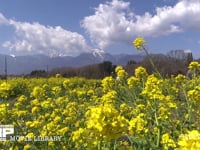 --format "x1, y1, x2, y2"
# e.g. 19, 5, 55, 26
0, 13, 9, 25
2, 16, 90, 57
81, 0, 134, 49
2, 0, 200, 56
81, 0, 200, 49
